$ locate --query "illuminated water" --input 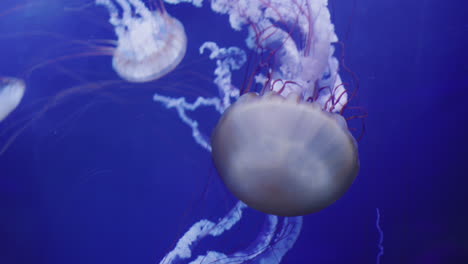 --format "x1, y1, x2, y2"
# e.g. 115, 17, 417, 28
0, 0, 466, 263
